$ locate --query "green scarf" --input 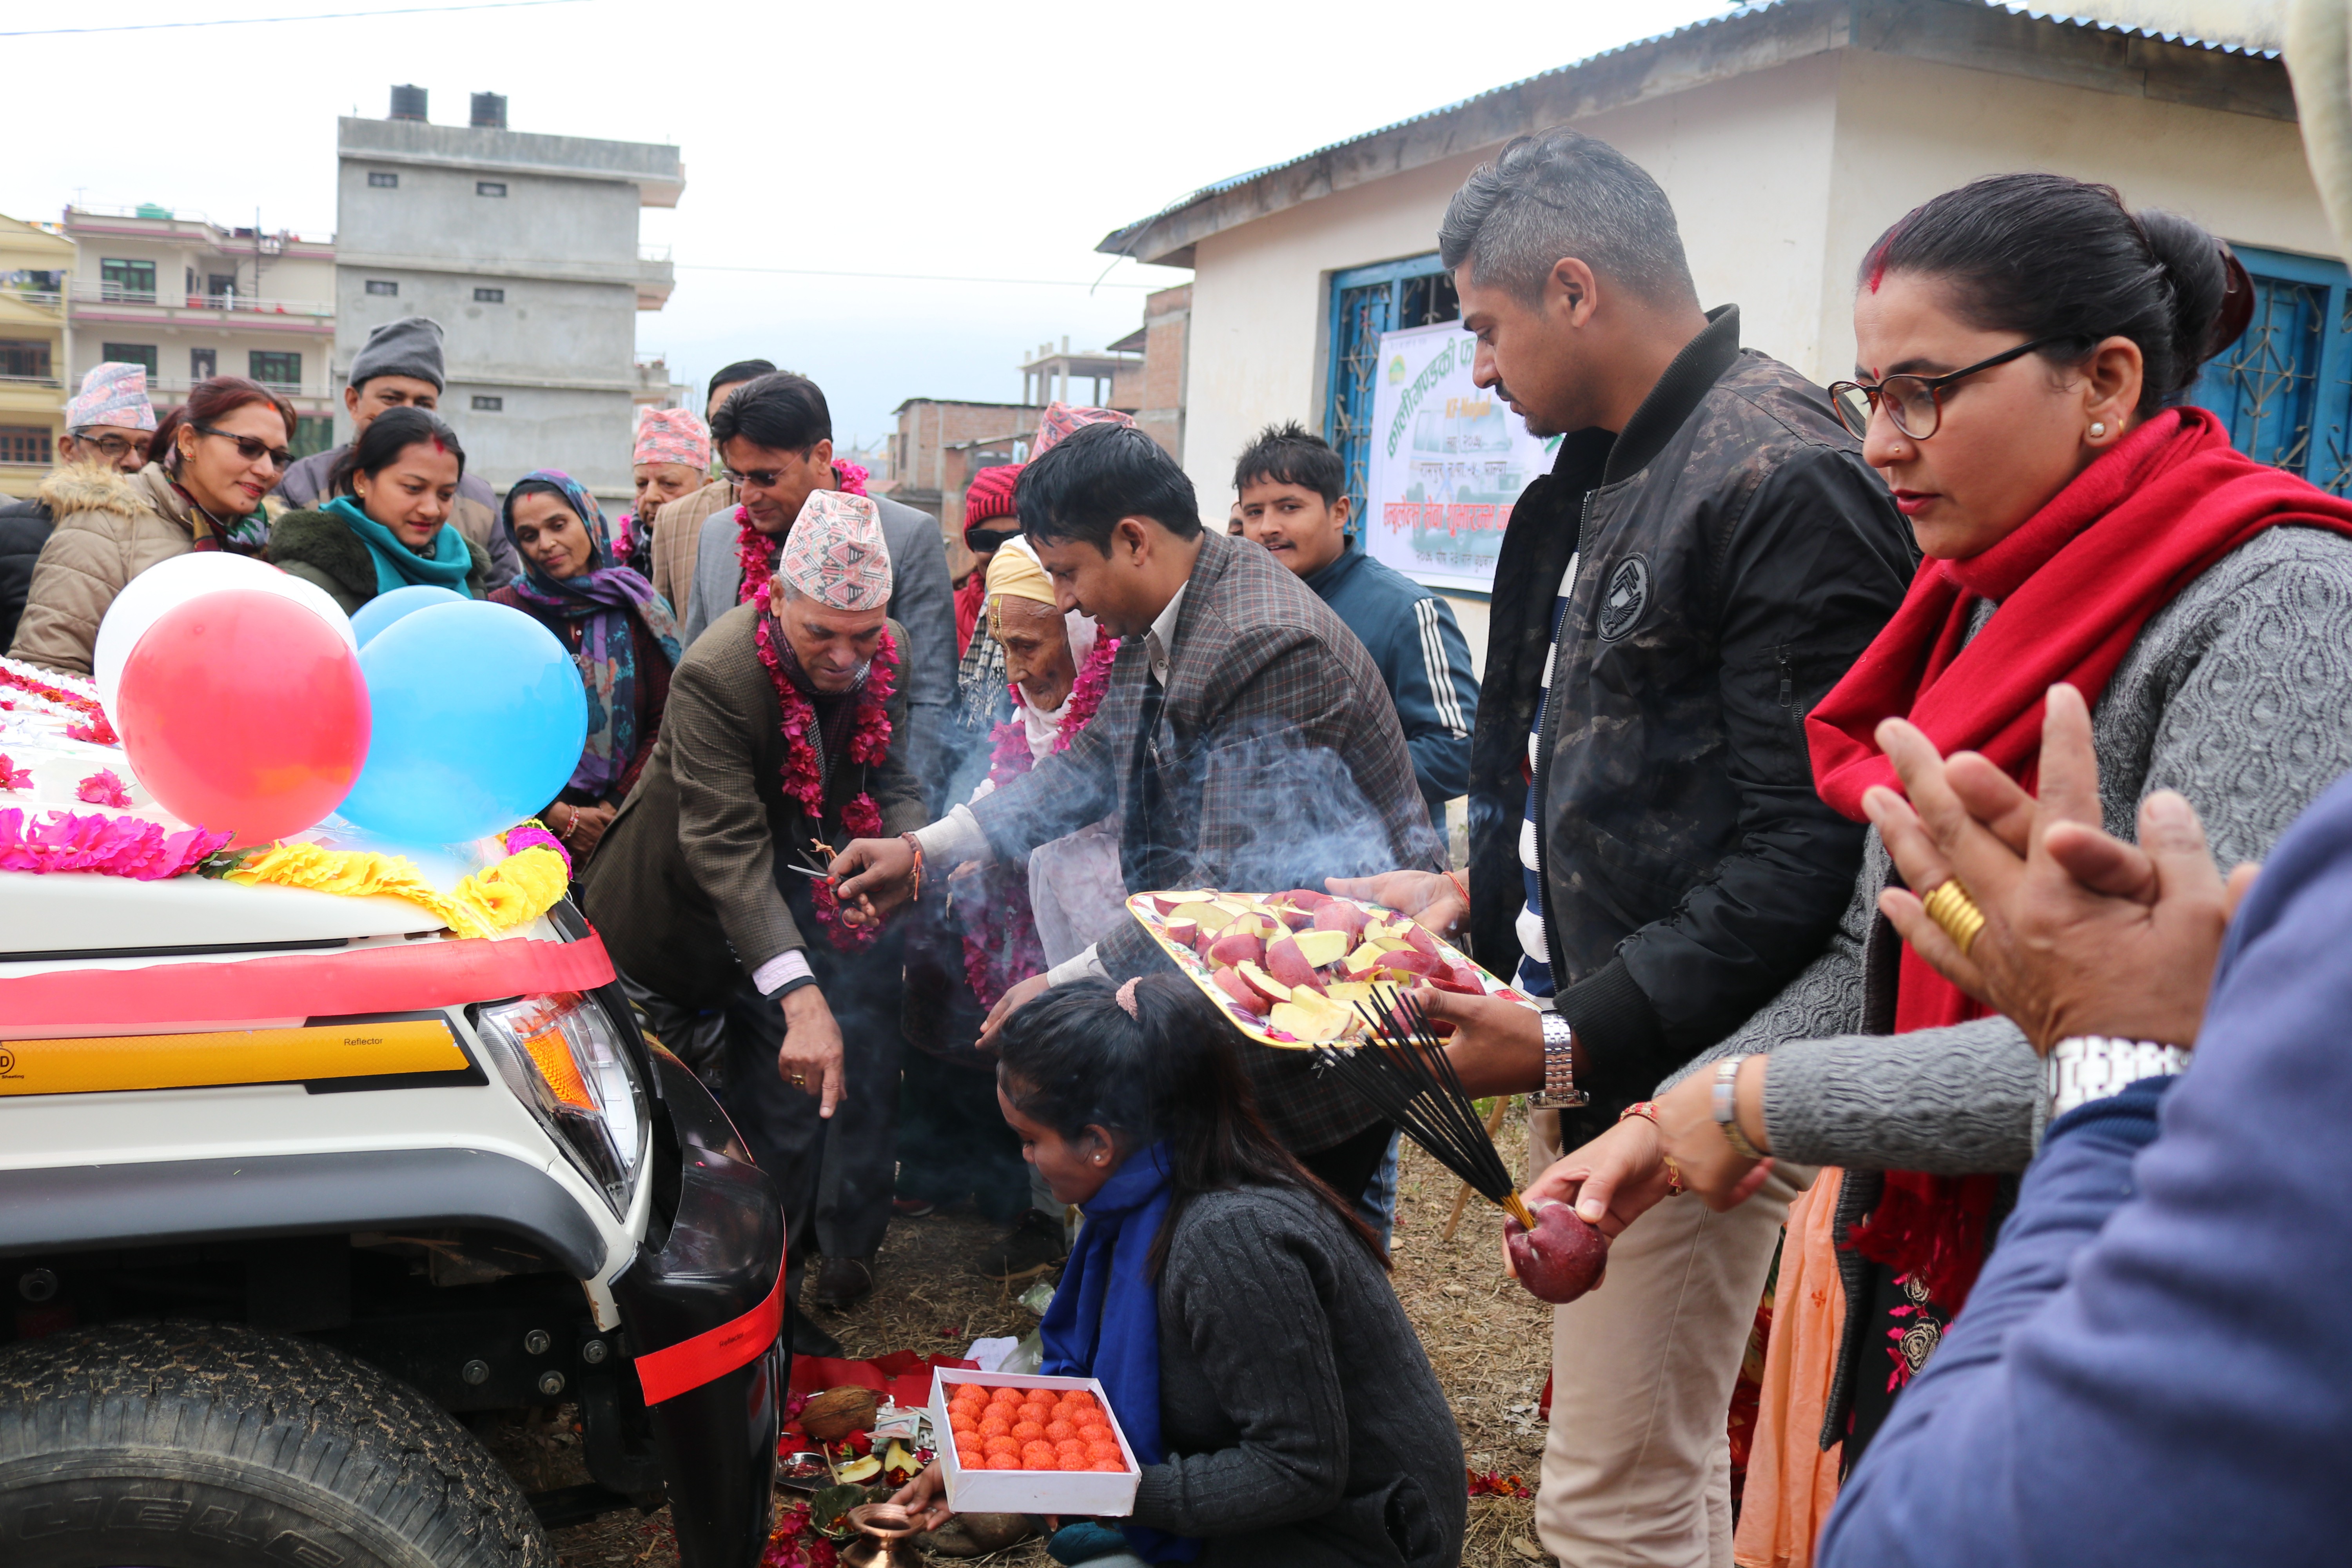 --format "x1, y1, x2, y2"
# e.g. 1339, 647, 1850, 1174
323, 494, 475, 596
